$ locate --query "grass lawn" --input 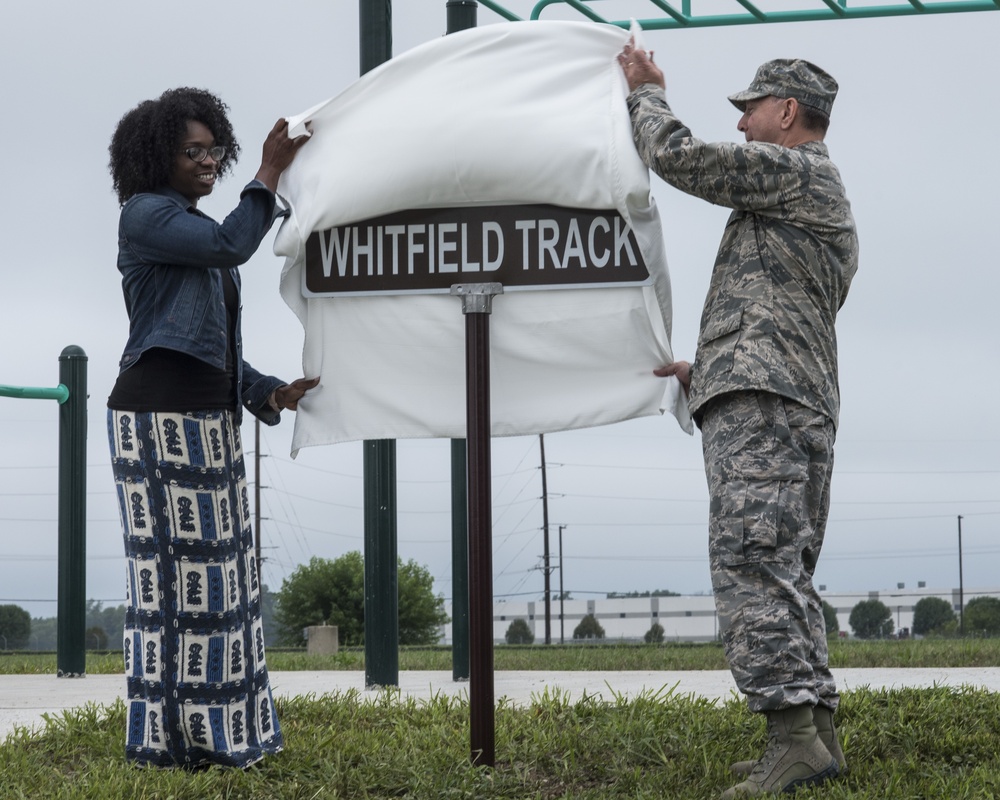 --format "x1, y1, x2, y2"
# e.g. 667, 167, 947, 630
1, 640, 998, 798
3, 636, 999, 675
